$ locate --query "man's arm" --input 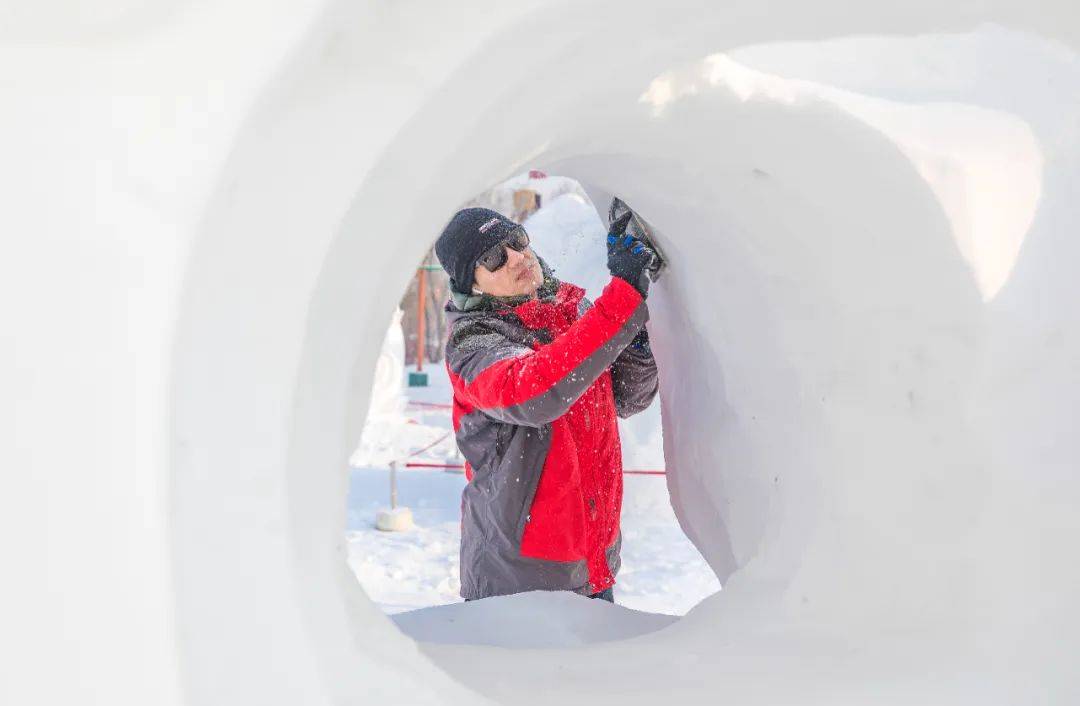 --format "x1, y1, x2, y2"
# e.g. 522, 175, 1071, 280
610, 328, 658, 418
448, 277, 647, 427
